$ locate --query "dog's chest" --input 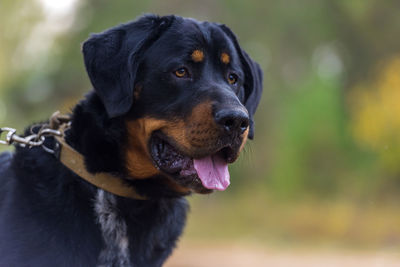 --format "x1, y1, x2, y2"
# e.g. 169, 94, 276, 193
93, 190, 188, 267
95, 190, 132, 266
